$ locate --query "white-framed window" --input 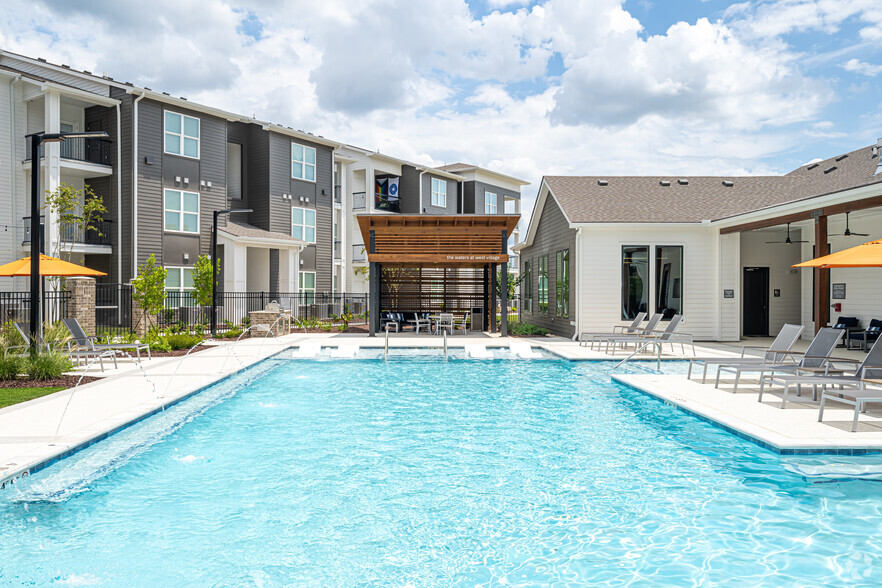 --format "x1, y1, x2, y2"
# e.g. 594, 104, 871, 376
164, 111, 200, 158
292, 142, 316, 182
431, 178, 447, 207
299, 271, 316, 302
292, 206, 316, 243
165, 266, 195, 306
164, 189, 200, 233
485, 192, 497, 214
